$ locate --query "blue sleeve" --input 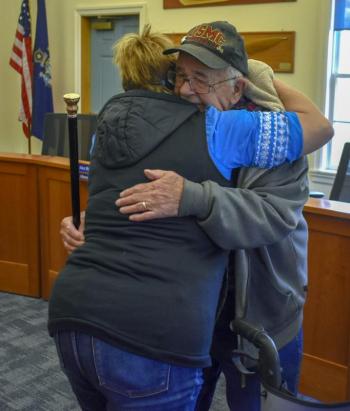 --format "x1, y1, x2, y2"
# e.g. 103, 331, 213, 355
205, 106, 303, 180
